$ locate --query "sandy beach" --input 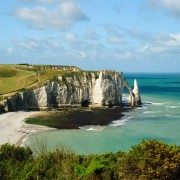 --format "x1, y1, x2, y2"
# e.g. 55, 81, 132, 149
0, 111, 53, 146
